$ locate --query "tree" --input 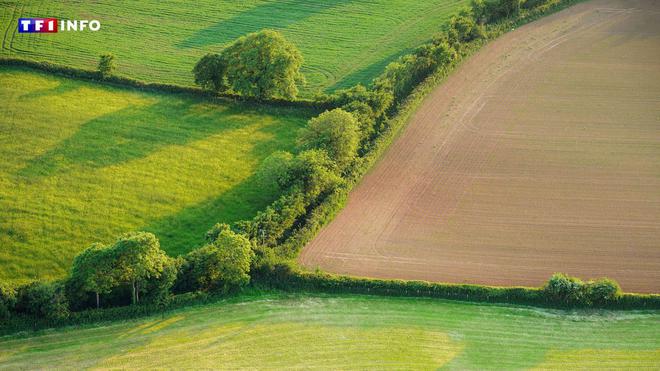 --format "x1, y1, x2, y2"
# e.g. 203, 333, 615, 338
192, 53, 227, 92
98, 53, 116, 79
279, 149, 343, 199
69, 243, 116, 309
221, 29, 304, 99
298, 109, 360, 168
111, 232, 170, 305
182, 230, 255, 292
